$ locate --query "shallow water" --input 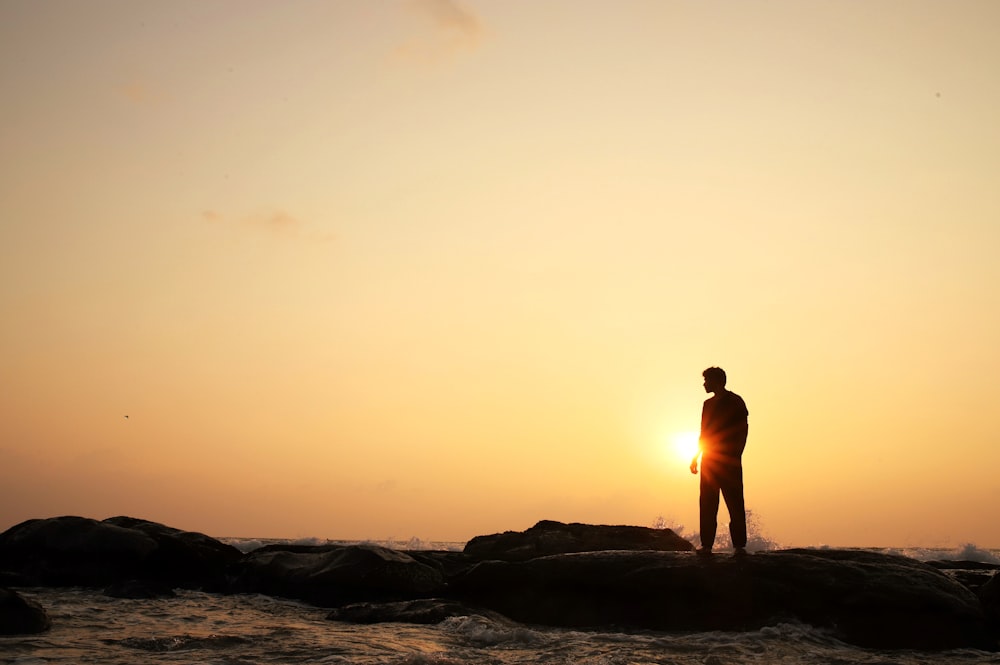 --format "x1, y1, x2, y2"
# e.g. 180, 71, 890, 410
2, 588, 999, 665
